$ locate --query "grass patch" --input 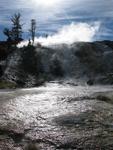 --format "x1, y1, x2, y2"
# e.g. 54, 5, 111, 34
0, 80, 17, 89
